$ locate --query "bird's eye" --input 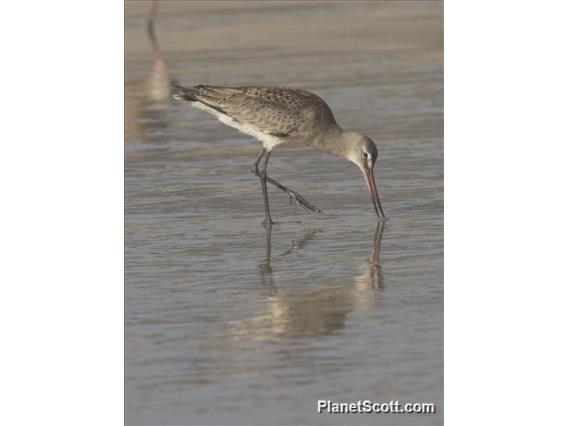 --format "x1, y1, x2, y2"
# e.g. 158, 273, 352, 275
362, 152, 368, 159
